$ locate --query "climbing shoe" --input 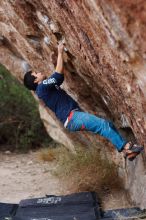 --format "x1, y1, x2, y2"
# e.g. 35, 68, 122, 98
124, 143, 144, 161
